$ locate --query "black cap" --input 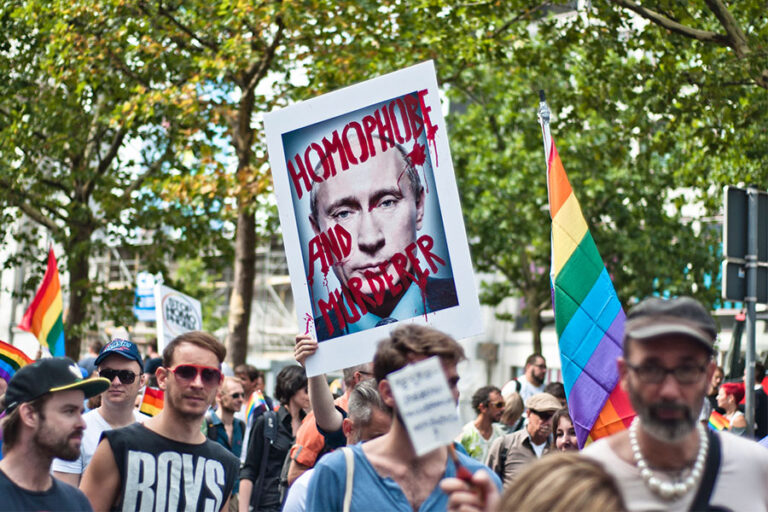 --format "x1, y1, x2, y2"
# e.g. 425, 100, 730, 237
94, 338, 144, 372
4, 357, 110, 413
624, 296, 716, 354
